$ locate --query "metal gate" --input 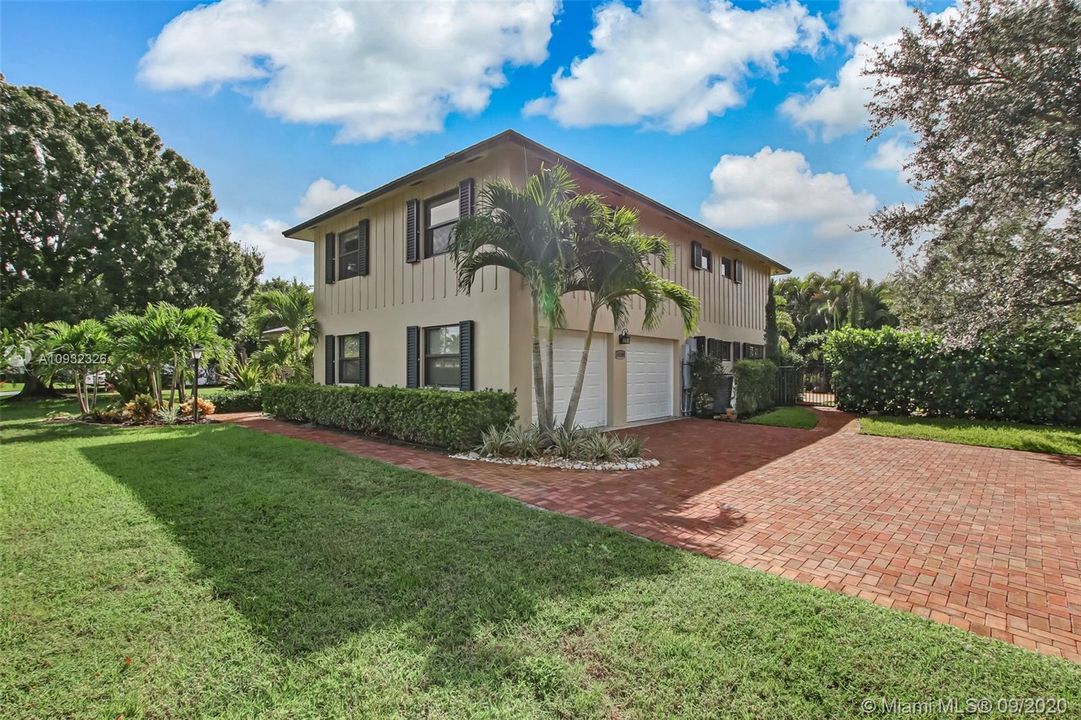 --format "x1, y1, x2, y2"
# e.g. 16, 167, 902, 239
775, 364, 835, 407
